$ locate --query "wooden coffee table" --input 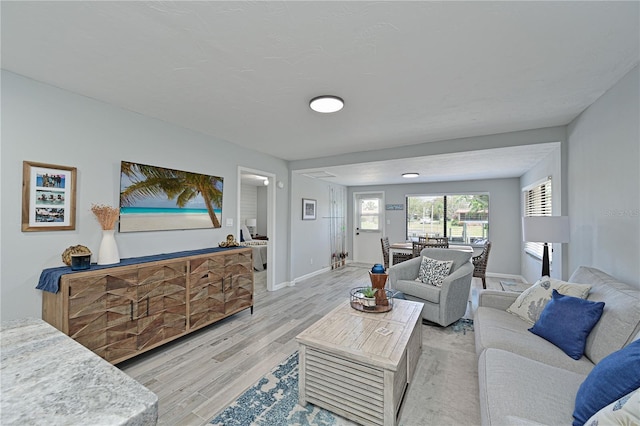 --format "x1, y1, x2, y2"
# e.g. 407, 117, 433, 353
296, 298, 423, 426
